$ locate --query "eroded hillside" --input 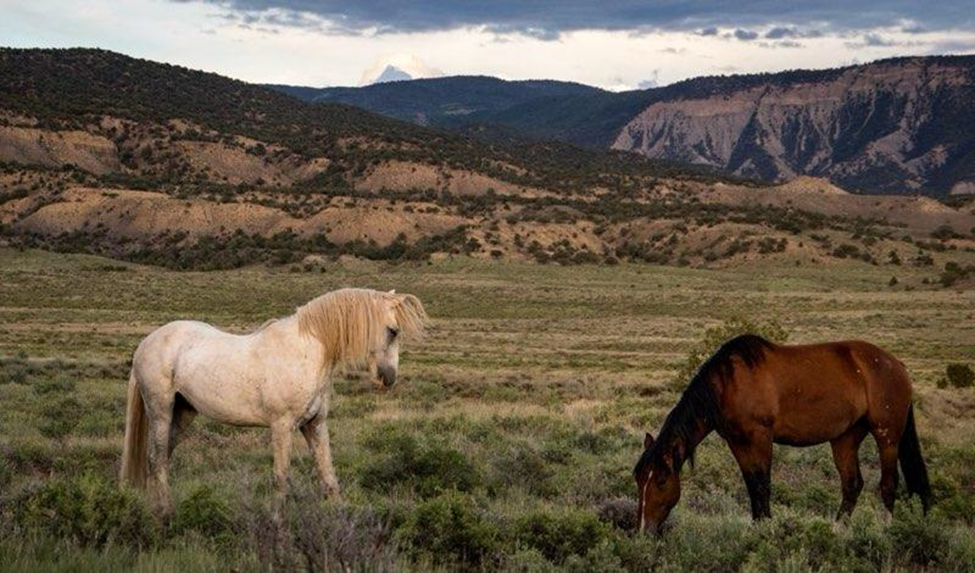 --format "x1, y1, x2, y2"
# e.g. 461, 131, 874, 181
1, 49, 974, 285
612, 58, 975, 195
